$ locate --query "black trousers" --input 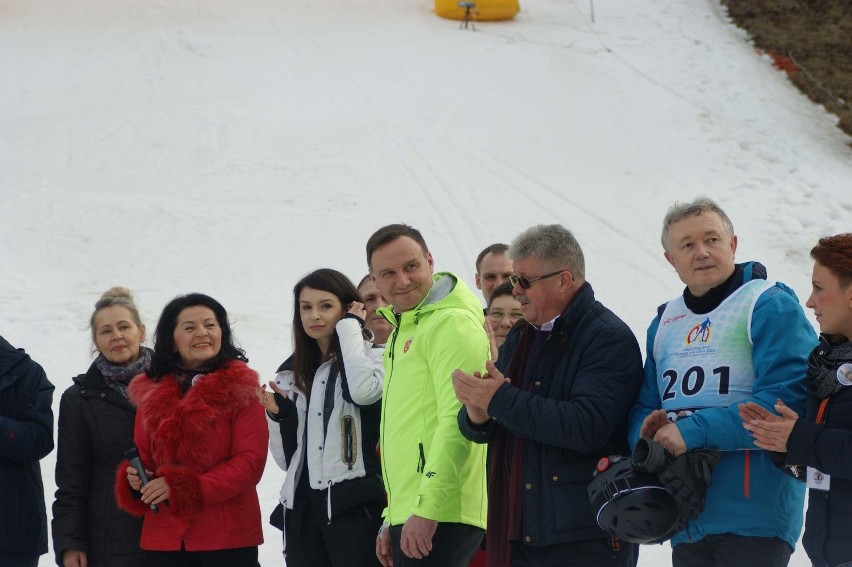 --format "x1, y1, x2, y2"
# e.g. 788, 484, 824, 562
0, 558, 38, 567
389, 522, 484, 567
672, 534, 793, 567
284, 486, 384, 567
148, 546, 258, 567
510, 537, 637, 567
